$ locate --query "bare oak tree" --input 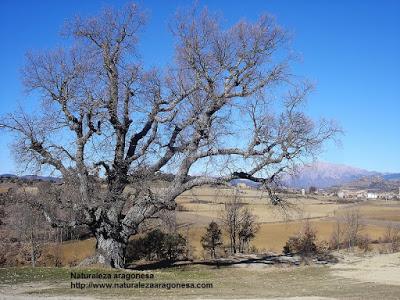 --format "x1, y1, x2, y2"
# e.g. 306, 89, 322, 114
343, 208, 364, 249
221, 190, 259, 254
0, 4, 339, 268
10, 189, 45, 267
